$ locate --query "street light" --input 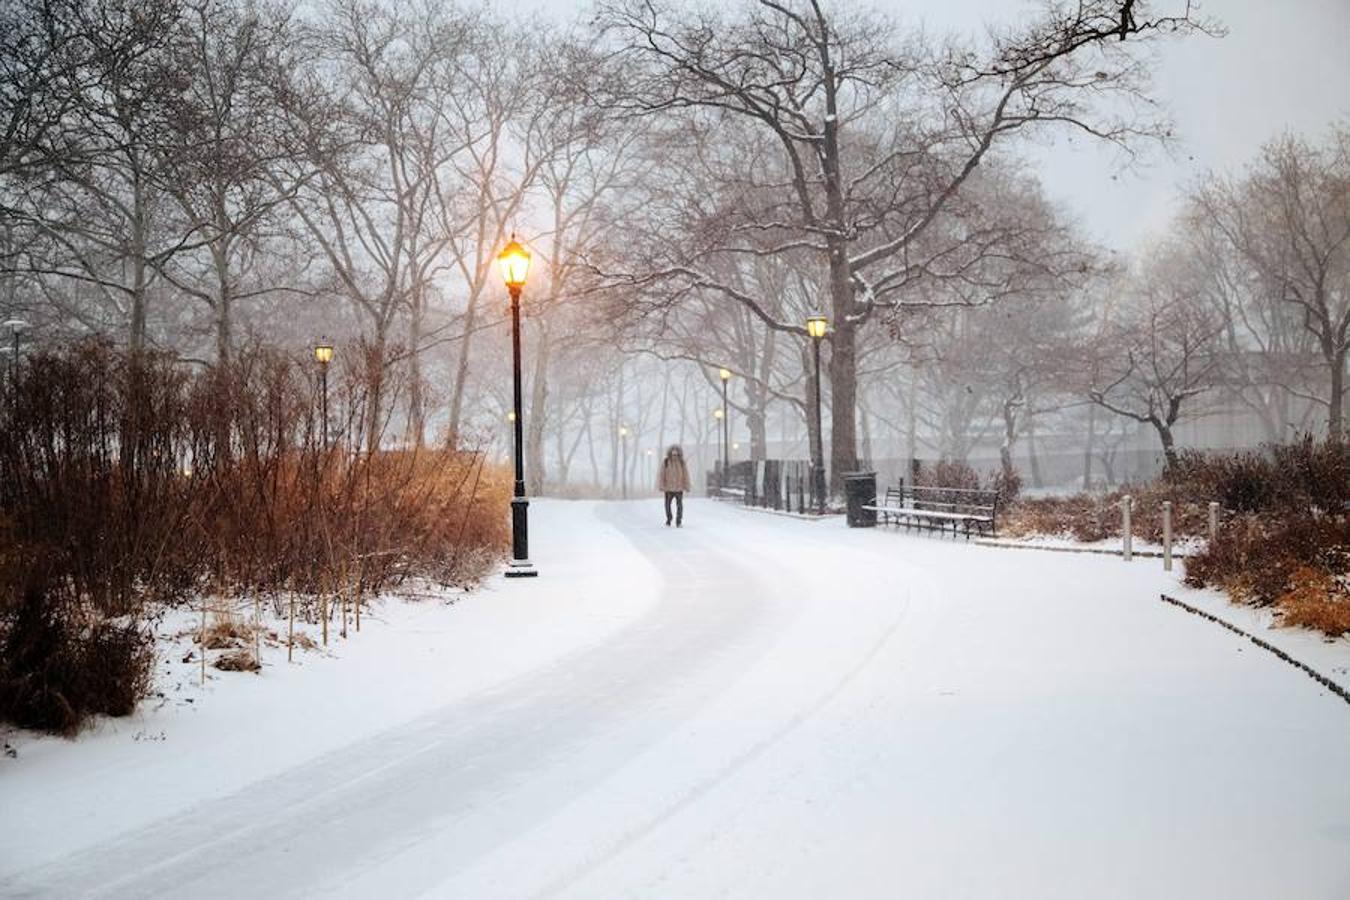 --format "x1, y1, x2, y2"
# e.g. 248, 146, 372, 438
314, 341, 333, 452
497, 235, 537, 578
4, 319, 27, 381
712, 407, 724, 493
806, 314, 828, 514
